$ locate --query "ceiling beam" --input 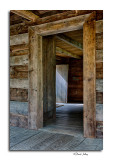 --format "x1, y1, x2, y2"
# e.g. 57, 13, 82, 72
11, 10, 40, 22
56, 47, 81, 59
56, 34, 83, 50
